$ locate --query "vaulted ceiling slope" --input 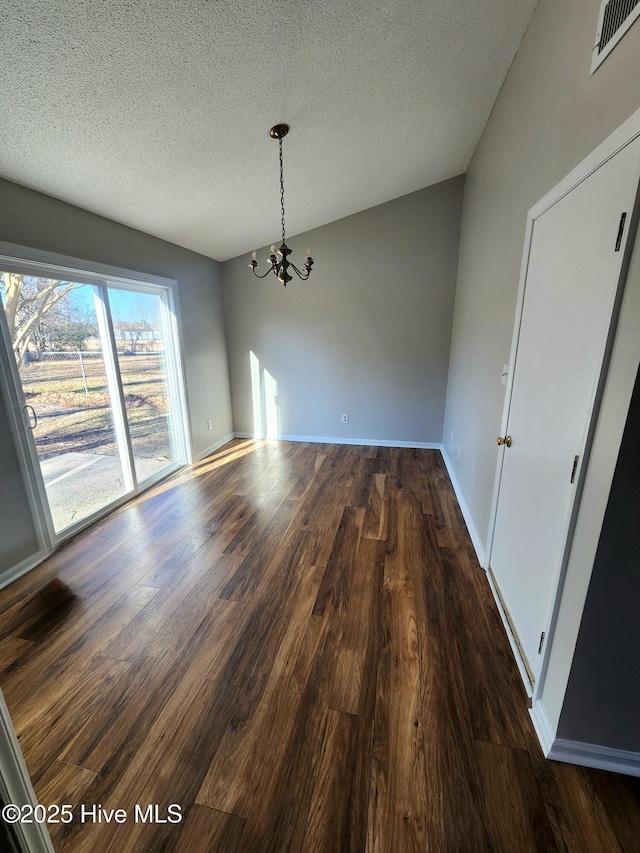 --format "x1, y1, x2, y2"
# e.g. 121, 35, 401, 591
0, 1, 537, 261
